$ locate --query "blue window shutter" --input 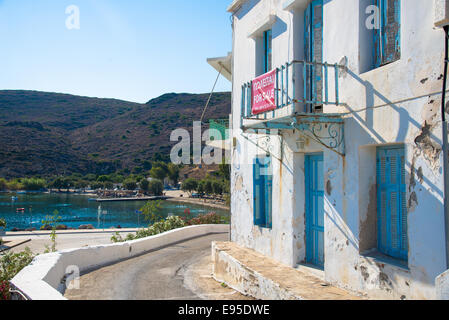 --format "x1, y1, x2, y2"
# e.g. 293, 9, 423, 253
377, 146, 407, 261
264, 160, 273, 229
374, 0, 382, 68
311, 0, 323, 105
375, 0, 401, 68
304, 3, 312, 109
304, 0, 323, 111
253, 159, 263, 226
253, 156, 273, 228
